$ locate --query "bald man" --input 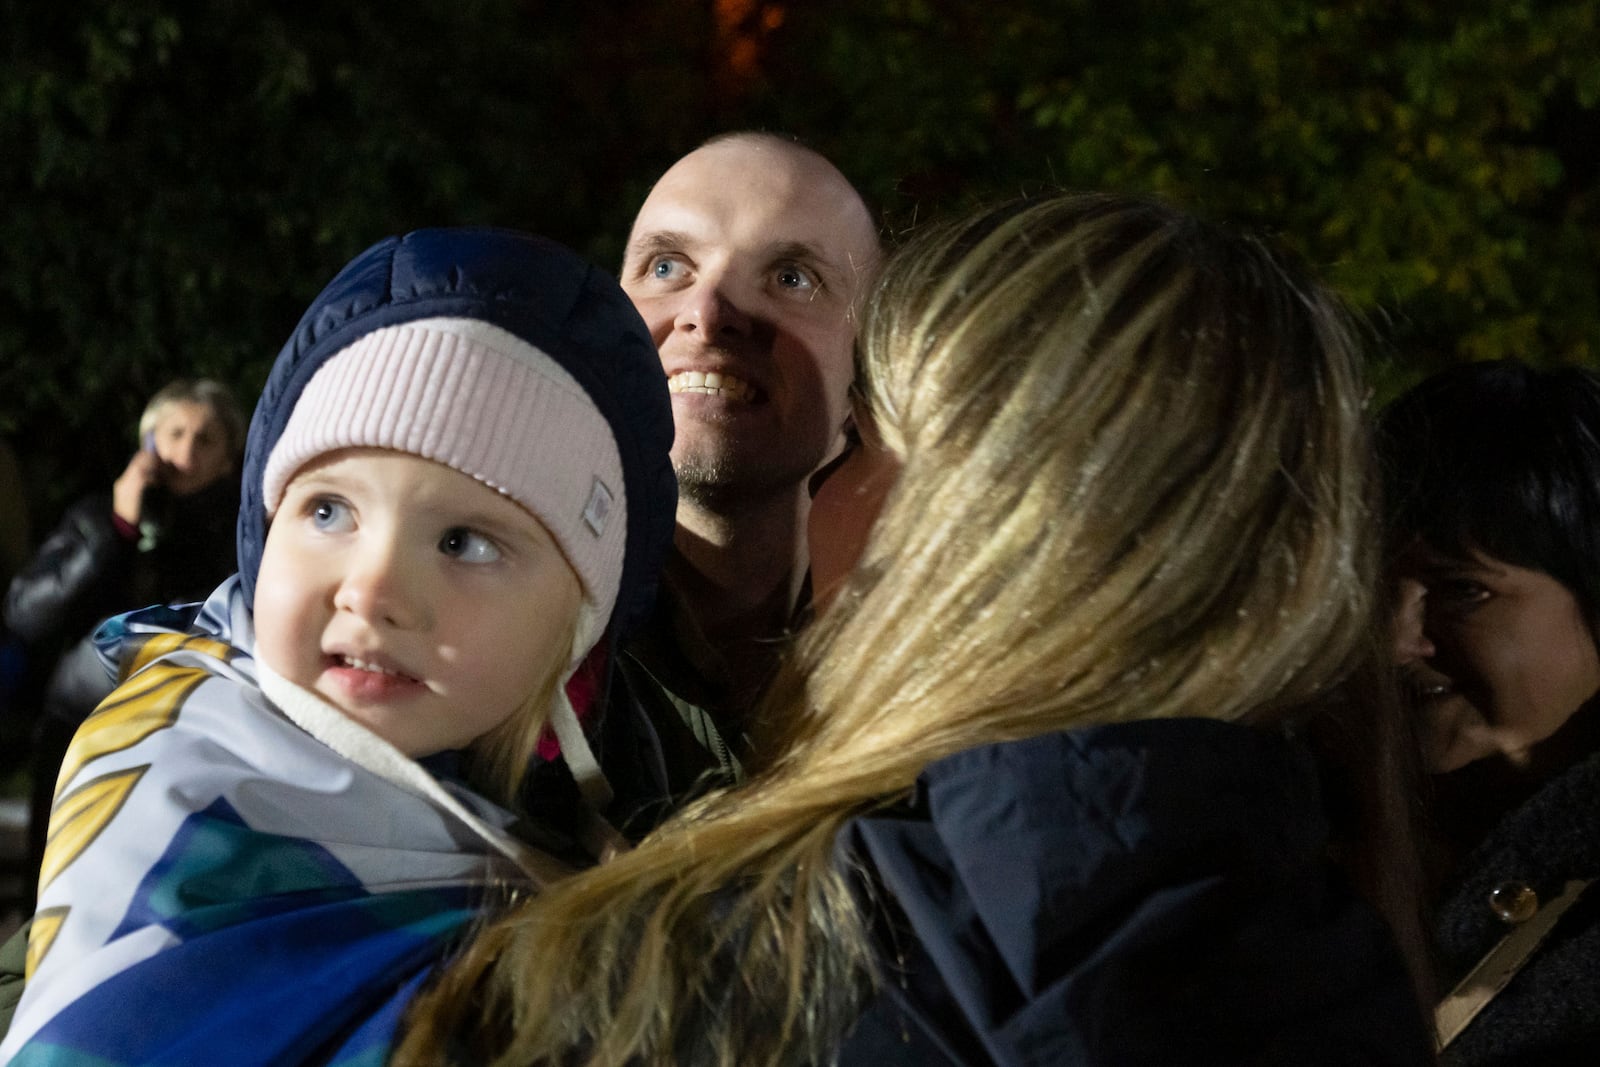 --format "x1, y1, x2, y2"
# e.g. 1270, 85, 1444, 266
585, 133, 883, 828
